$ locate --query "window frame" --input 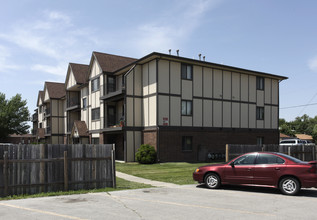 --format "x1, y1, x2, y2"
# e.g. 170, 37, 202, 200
82, 98, 87, 109
91, 77, 100, 92
181, 100, 193, 116
256, 107, 264, 120
91, 108, 100, 121
107, 76, 116, 93
181, 63, 193, 80
256, 76, 264, 90
255, 154, 285, 165
182, 136, 193, 151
